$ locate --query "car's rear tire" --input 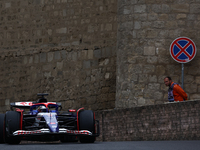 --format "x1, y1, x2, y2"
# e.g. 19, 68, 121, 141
0, 114, 5, 143
79, 110, 95, 143
4, 111, 21, 144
